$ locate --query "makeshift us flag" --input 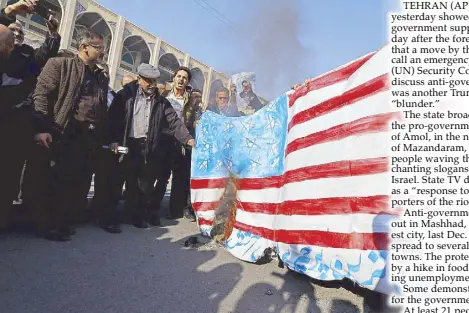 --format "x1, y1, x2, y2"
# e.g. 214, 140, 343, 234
192, 45, 400, 295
